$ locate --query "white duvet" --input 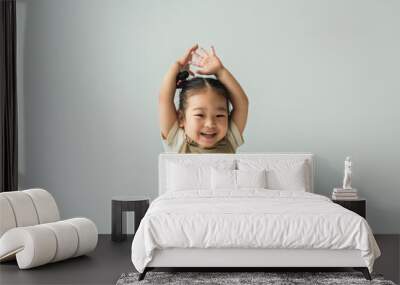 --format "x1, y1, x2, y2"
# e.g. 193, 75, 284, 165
131, 189, 380, 273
